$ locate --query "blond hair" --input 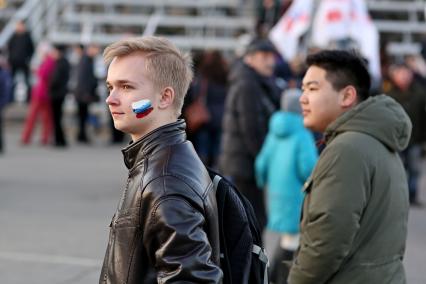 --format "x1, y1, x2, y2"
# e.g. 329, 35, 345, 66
103, 36, 193, 116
